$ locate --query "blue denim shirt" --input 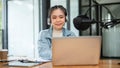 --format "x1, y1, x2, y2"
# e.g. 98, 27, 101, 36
38, 27, 75, 60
